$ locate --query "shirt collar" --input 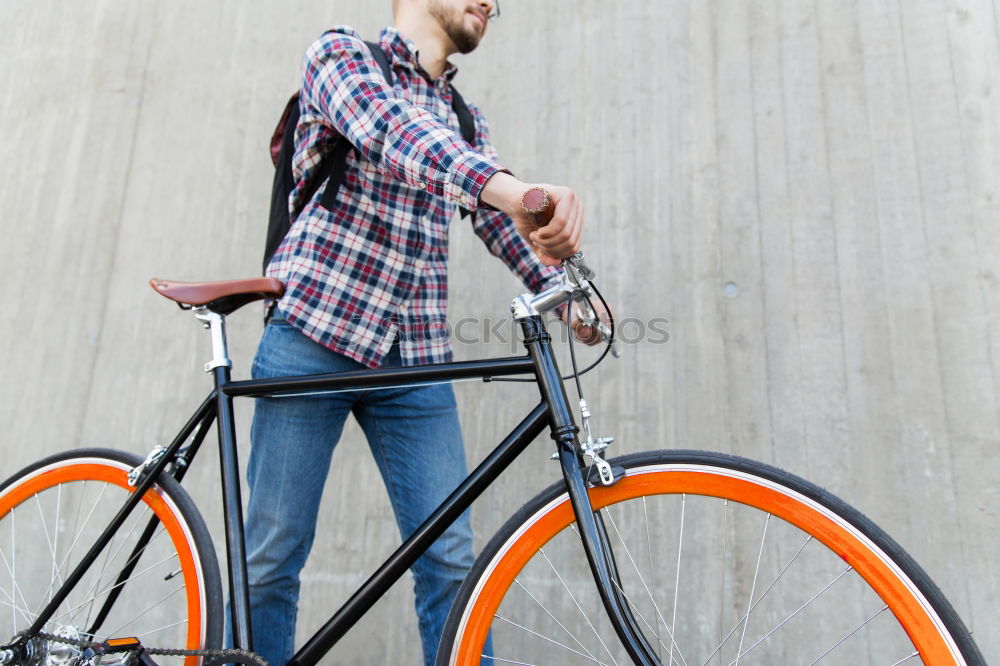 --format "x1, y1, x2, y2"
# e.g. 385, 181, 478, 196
379, 26, 459, 84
